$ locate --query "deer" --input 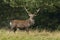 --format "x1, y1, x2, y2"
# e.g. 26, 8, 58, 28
9, 7, 40, 33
